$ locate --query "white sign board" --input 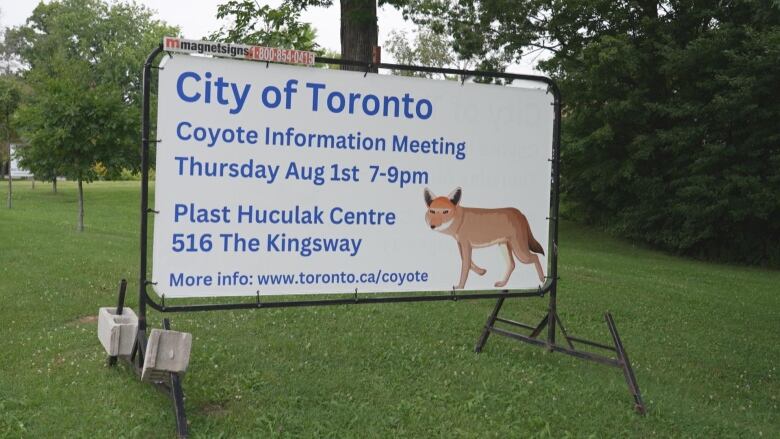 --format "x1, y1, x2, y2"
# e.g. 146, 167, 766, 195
152, 54, 554, 298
